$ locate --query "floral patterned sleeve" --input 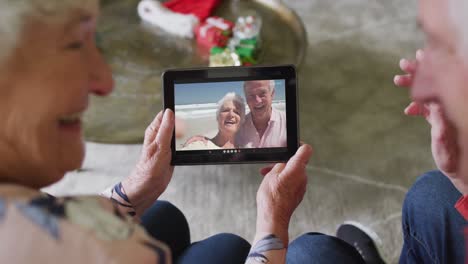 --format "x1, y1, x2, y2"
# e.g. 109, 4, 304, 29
0, 184, 171, 263
100, 182, 137, 219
